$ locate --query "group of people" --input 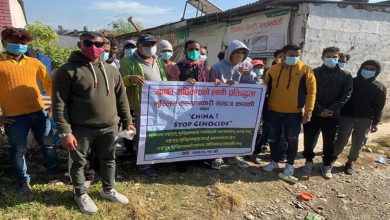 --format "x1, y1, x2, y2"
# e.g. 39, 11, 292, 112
0, 26, 387, 214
